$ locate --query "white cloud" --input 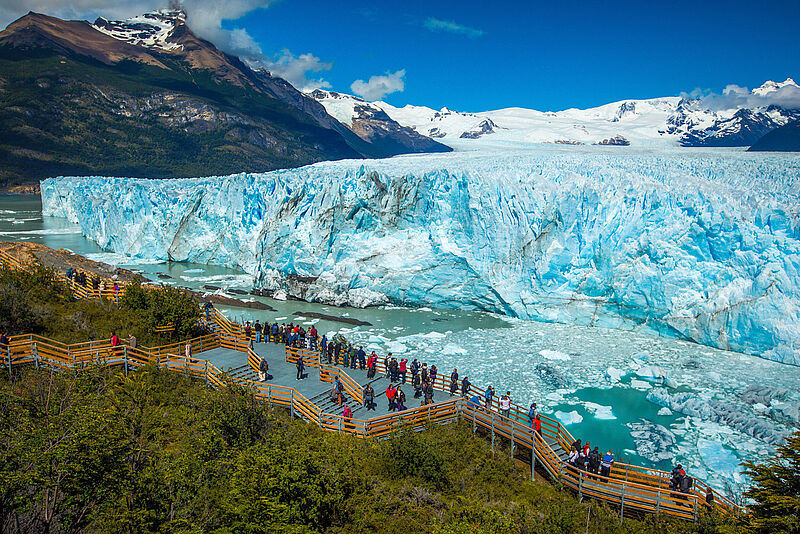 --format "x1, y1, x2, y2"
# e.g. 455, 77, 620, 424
263, 49, 332, 91
423, 17, 484, 38
689, 79, 800, 111
350, 69, 405, 101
